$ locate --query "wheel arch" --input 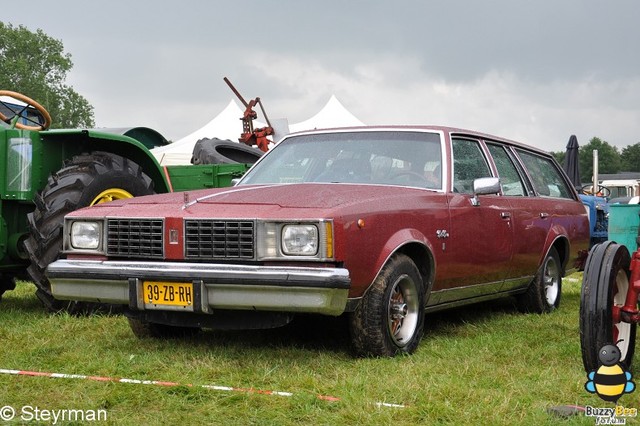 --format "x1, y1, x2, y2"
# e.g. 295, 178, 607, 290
545, 233, 571, 275
39, 129, 171, 193
368, 229, 436, 300
395, 242, 435, 295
